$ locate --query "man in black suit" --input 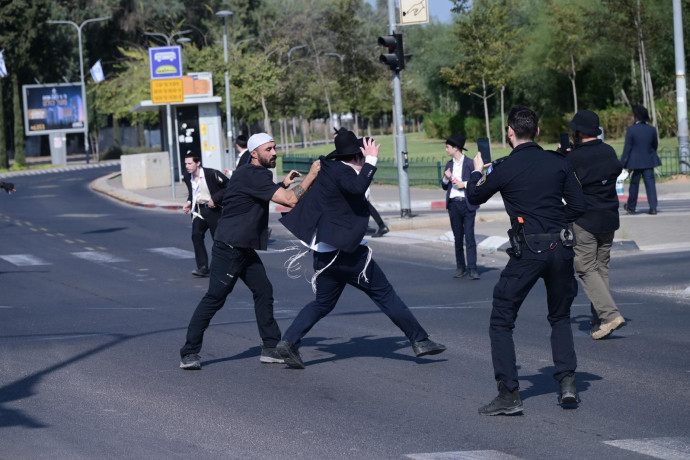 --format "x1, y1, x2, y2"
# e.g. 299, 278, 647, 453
442, 133, 481, 280
235, 134, 250, 168
276, 130, 446, 369
621, 105, 661, 215
182, 152, 229, 277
